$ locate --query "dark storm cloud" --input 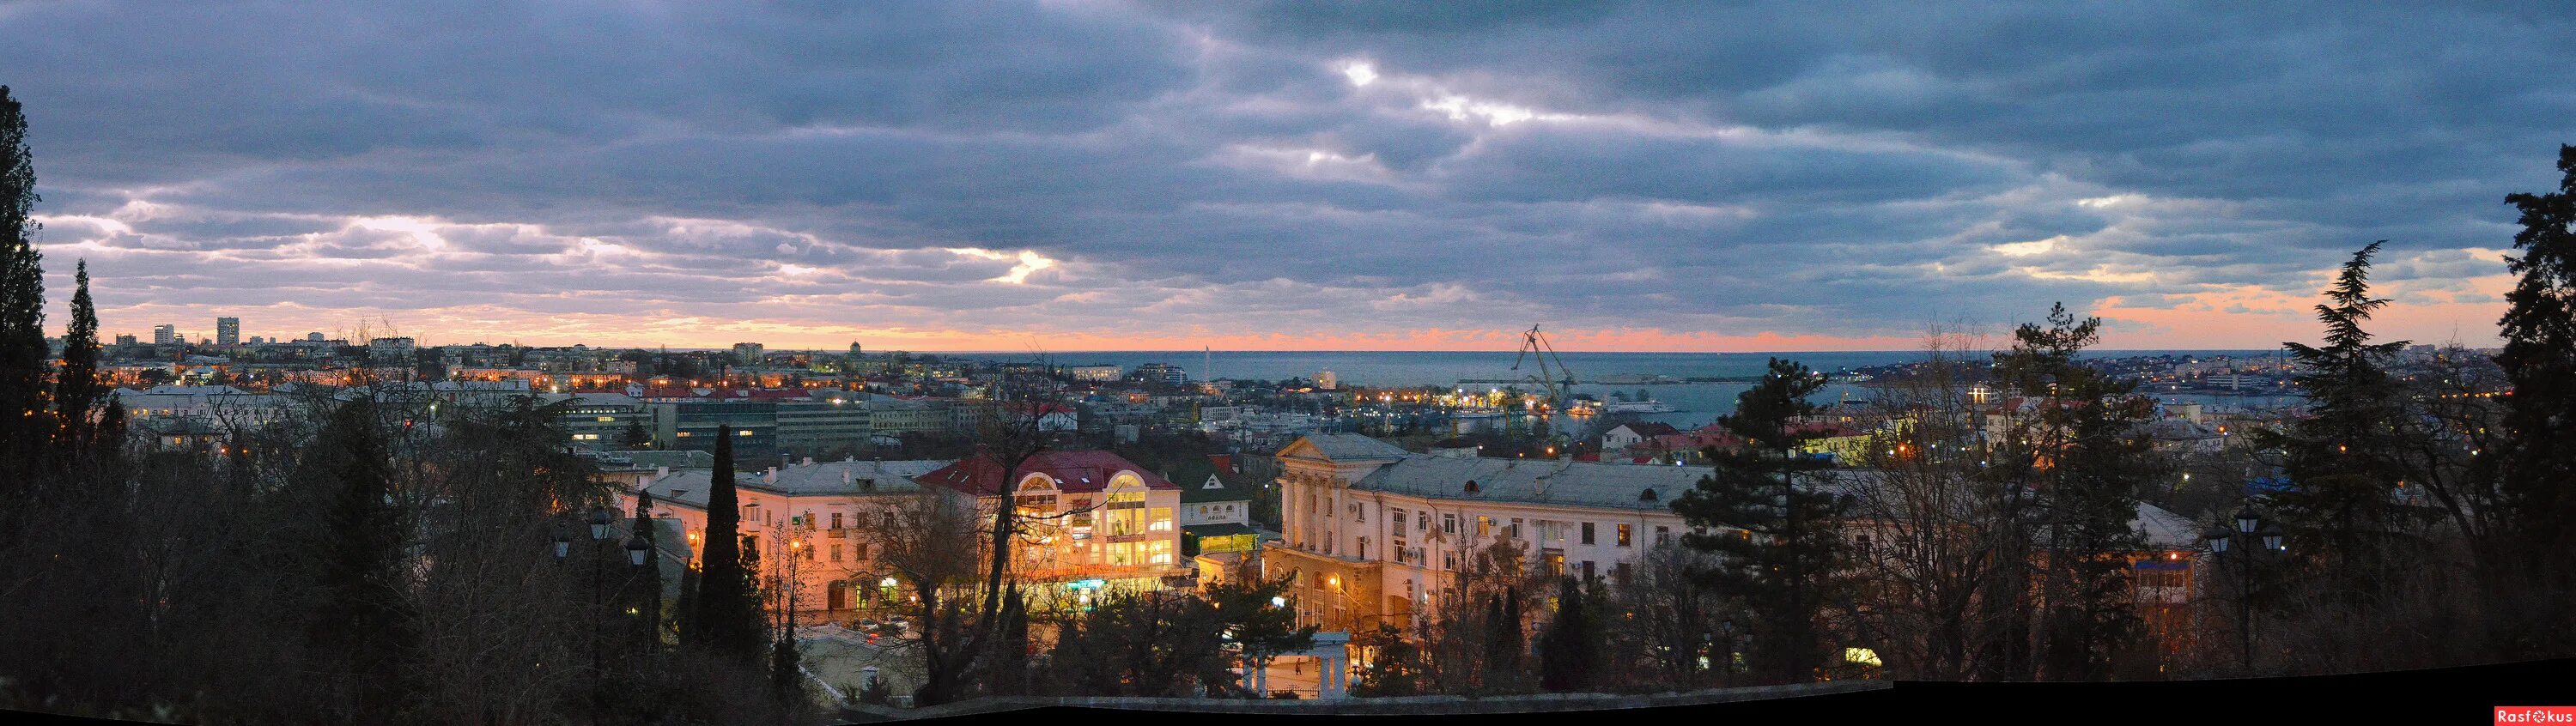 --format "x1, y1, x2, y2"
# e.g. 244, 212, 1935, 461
6, 0, 2569, 348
